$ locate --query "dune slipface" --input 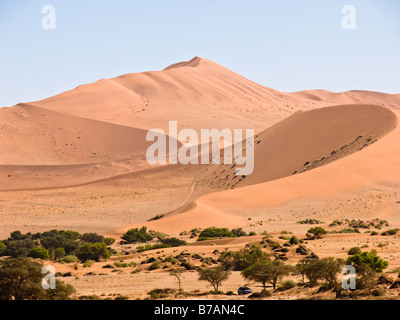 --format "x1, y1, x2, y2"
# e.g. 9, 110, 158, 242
199, 104, 397, 189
